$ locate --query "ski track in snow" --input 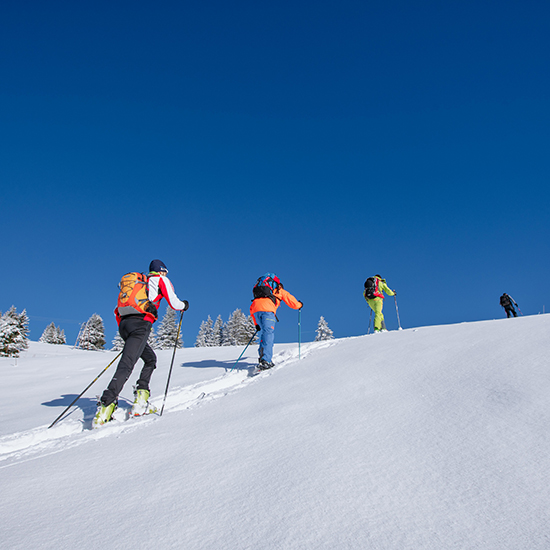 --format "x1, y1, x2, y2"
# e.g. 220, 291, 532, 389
0, 340, 338, 468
